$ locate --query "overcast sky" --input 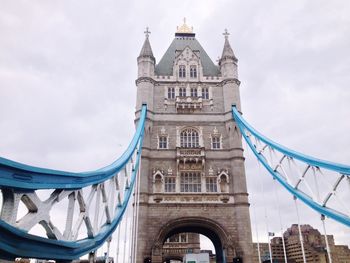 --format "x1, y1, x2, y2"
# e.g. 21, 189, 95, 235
0, 0, 350, 258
